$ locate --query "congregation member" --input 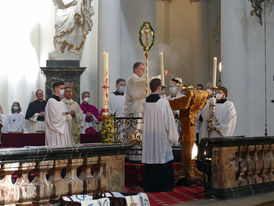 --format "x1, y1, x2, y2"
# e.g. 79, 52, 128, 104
201, 86, 237, 138
63, 86, 84, 144
80, 91, 101, 134
109, 78, 126, 116
2, 102, 25, 133
142, 79, 179, 192
45, 81, 74, 146
25, 89, 47, 133
0, 106, 7, 133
